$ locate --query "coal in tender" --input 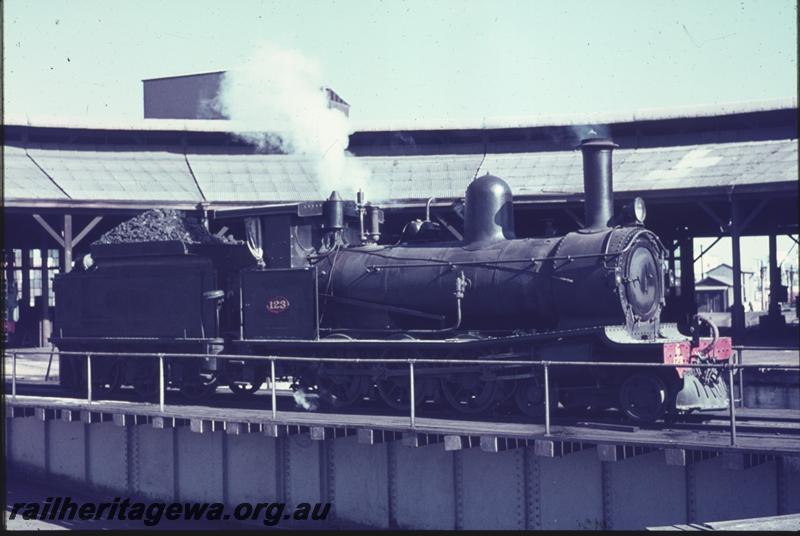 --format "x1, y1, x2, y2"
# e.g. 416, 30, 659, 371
93, 209, 237, 245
